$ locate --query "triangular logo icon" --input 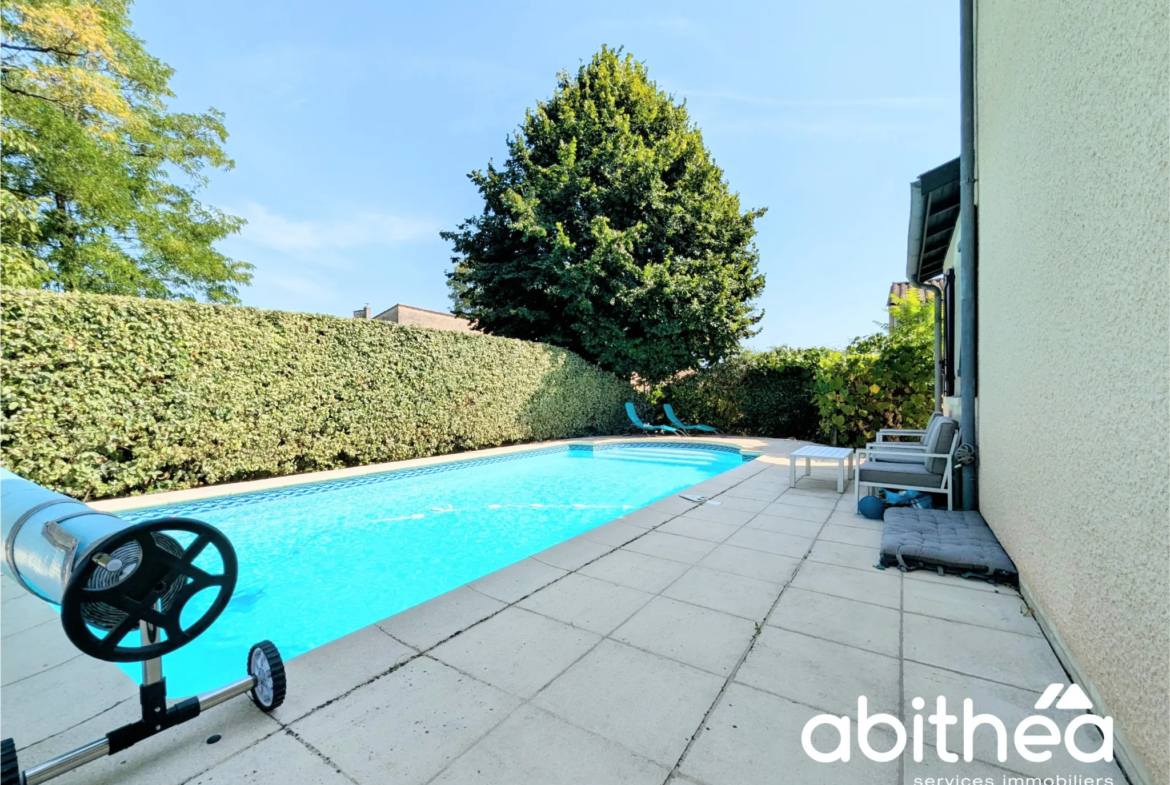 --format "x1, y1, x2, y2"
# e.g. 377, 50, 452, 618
1034, 684, 1063, 710
1055, 683, 1093, 710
